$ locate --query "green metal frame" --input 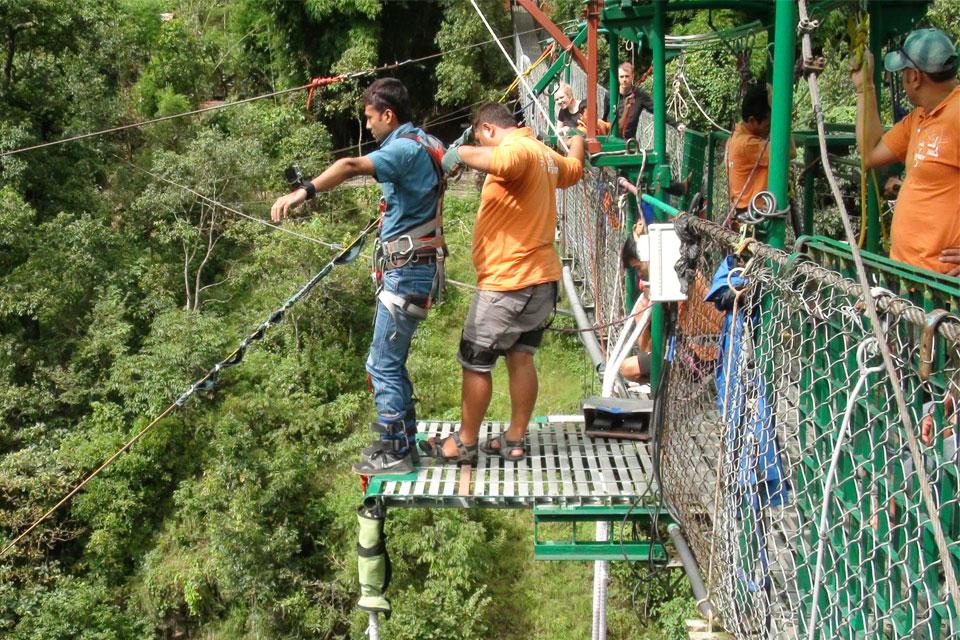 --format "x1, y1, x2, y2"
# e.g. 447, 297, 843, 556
532, 26, 589, 96
798, 235, 960, 313
533, 505, 670, 561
